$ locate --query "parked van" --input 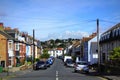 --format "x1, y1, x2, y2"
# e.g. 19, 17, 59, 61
64, 56, 72, 62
